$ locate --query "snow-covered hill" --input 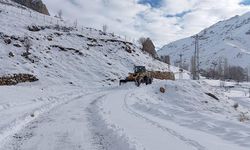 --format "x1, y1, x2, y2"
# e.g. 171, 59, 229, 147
158, 12, 250, 69
0, 0, 173, 88
1, 1, 250, 150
